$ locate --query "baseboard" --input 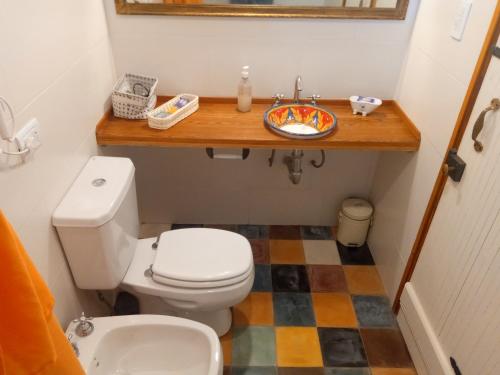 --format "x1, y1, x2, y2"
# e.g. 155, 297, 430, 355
397, 282, 455, 375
